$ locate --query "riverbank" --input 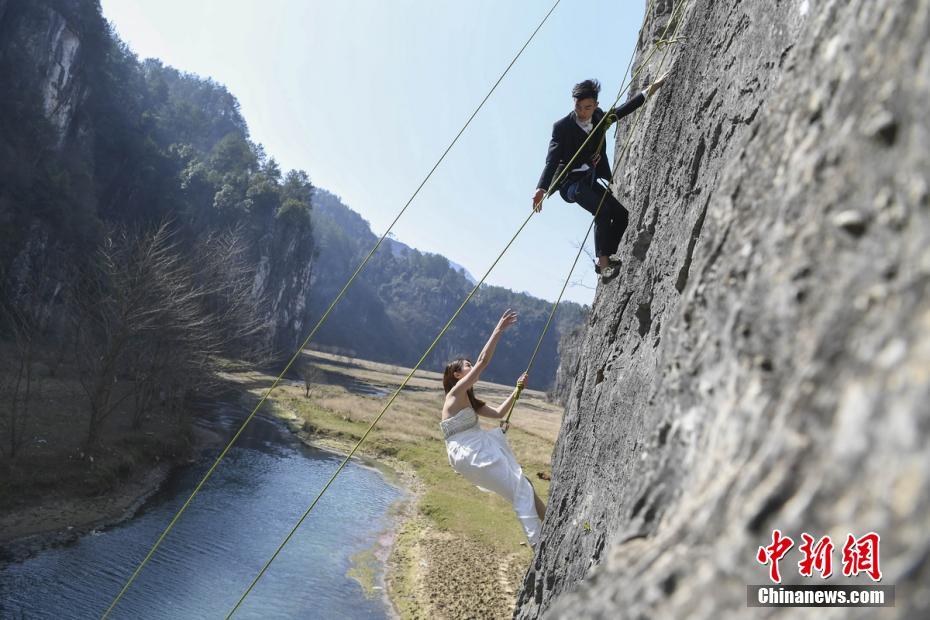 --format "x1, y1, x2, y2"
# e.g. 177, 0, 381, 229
1, 400, 404, 619
222, 349, 563, 619
0, 420, 224, 563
